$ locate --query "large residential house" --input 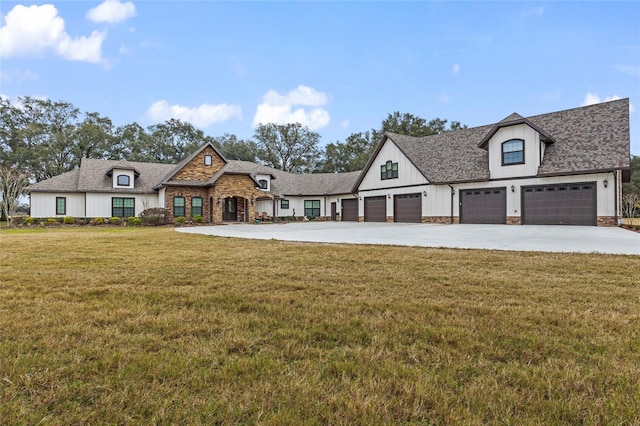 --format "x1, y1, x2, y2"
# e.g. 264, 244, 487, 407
28, 99, 631, 226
